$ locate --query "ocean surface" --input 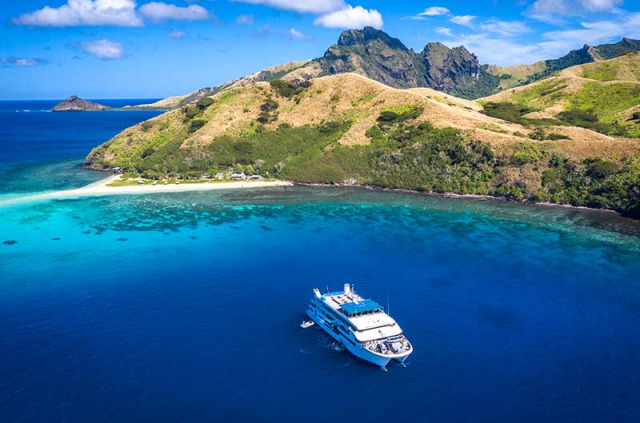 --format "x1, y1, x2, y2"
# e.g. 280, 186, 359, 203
0, 99, 161, 195
1, 101, 639, 423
